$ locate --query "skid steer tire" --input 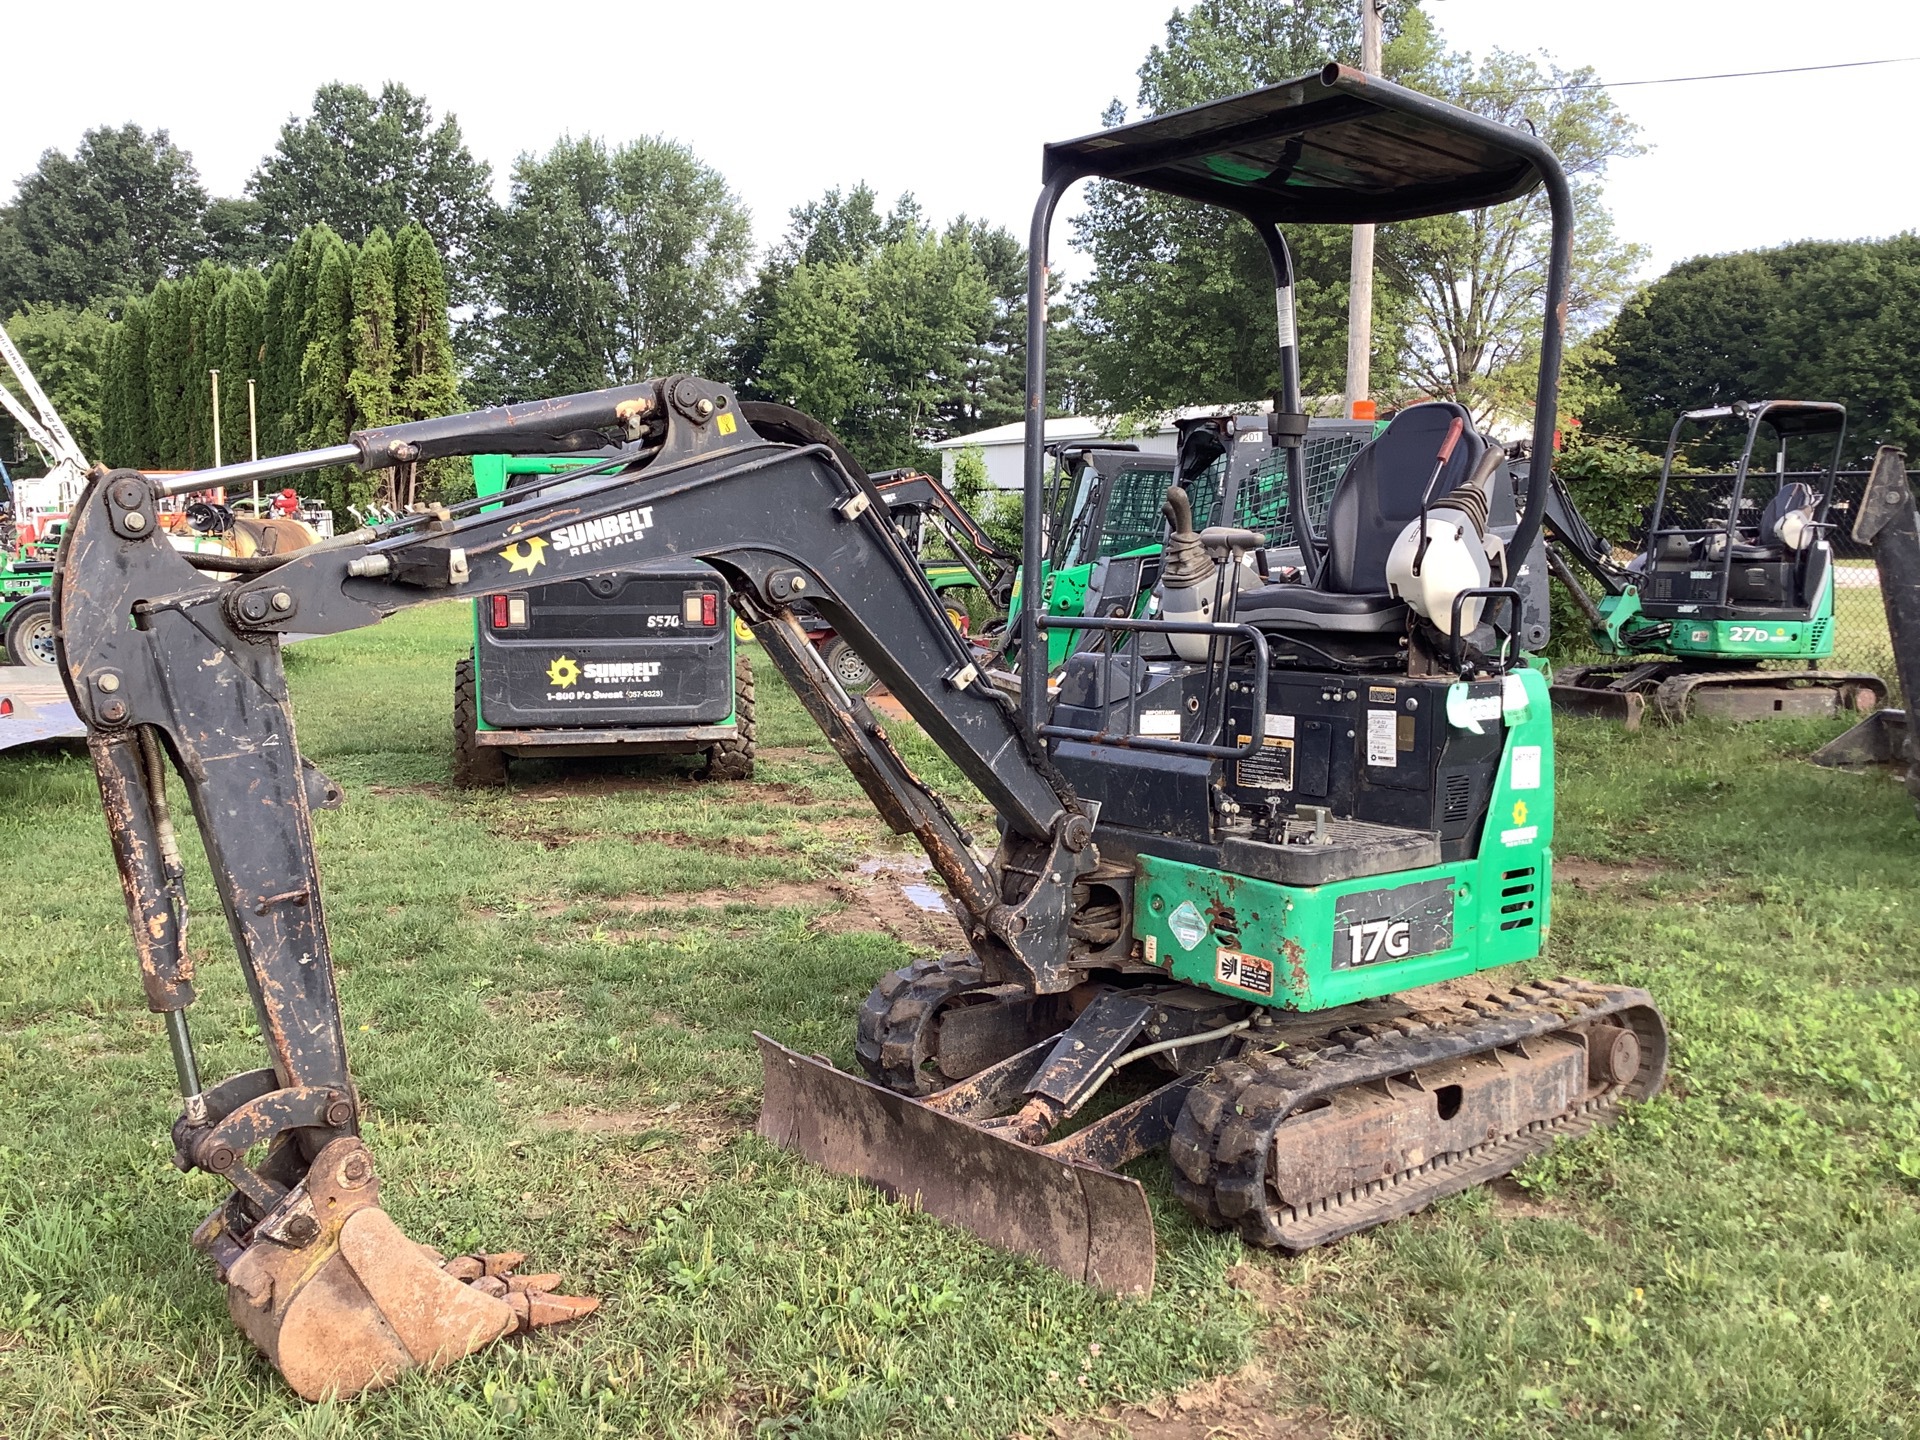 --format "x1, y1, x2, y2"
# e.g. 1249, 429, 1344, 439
452, 657, 508, 789
698, 654, 756, 782
855, 954, 988, 1095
